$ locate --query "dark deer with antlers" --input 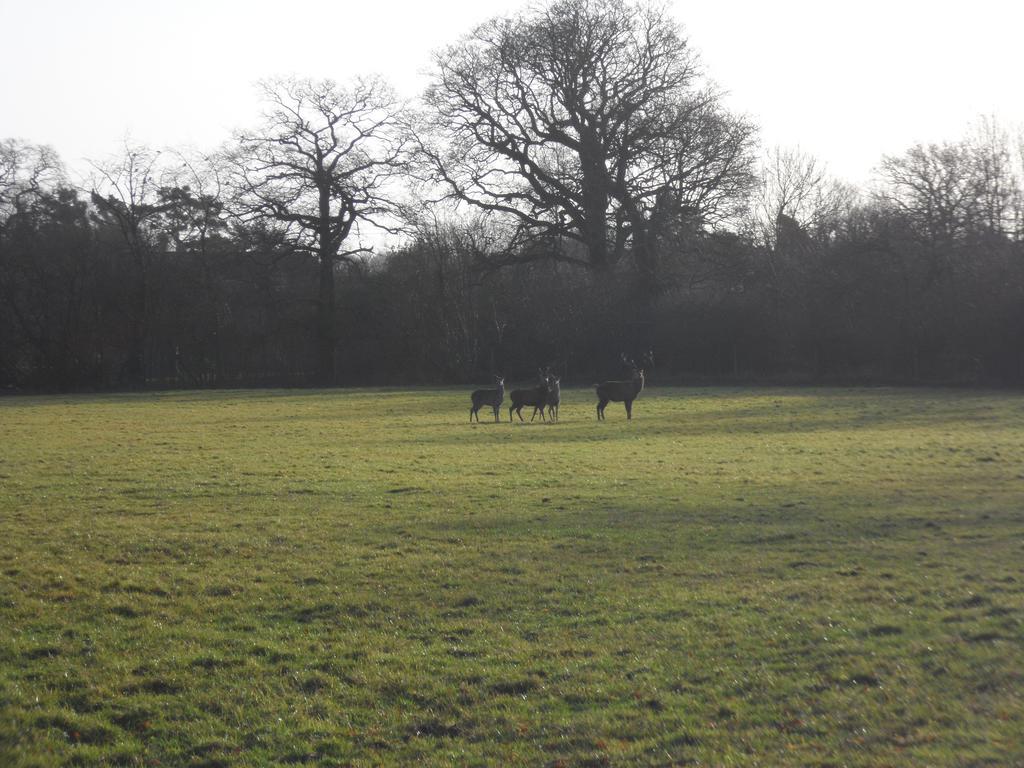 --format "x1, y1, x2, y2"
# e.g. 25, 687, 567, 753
470, 376, 504, 423
595, 353, 650, 420
510, 370, 552, 422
